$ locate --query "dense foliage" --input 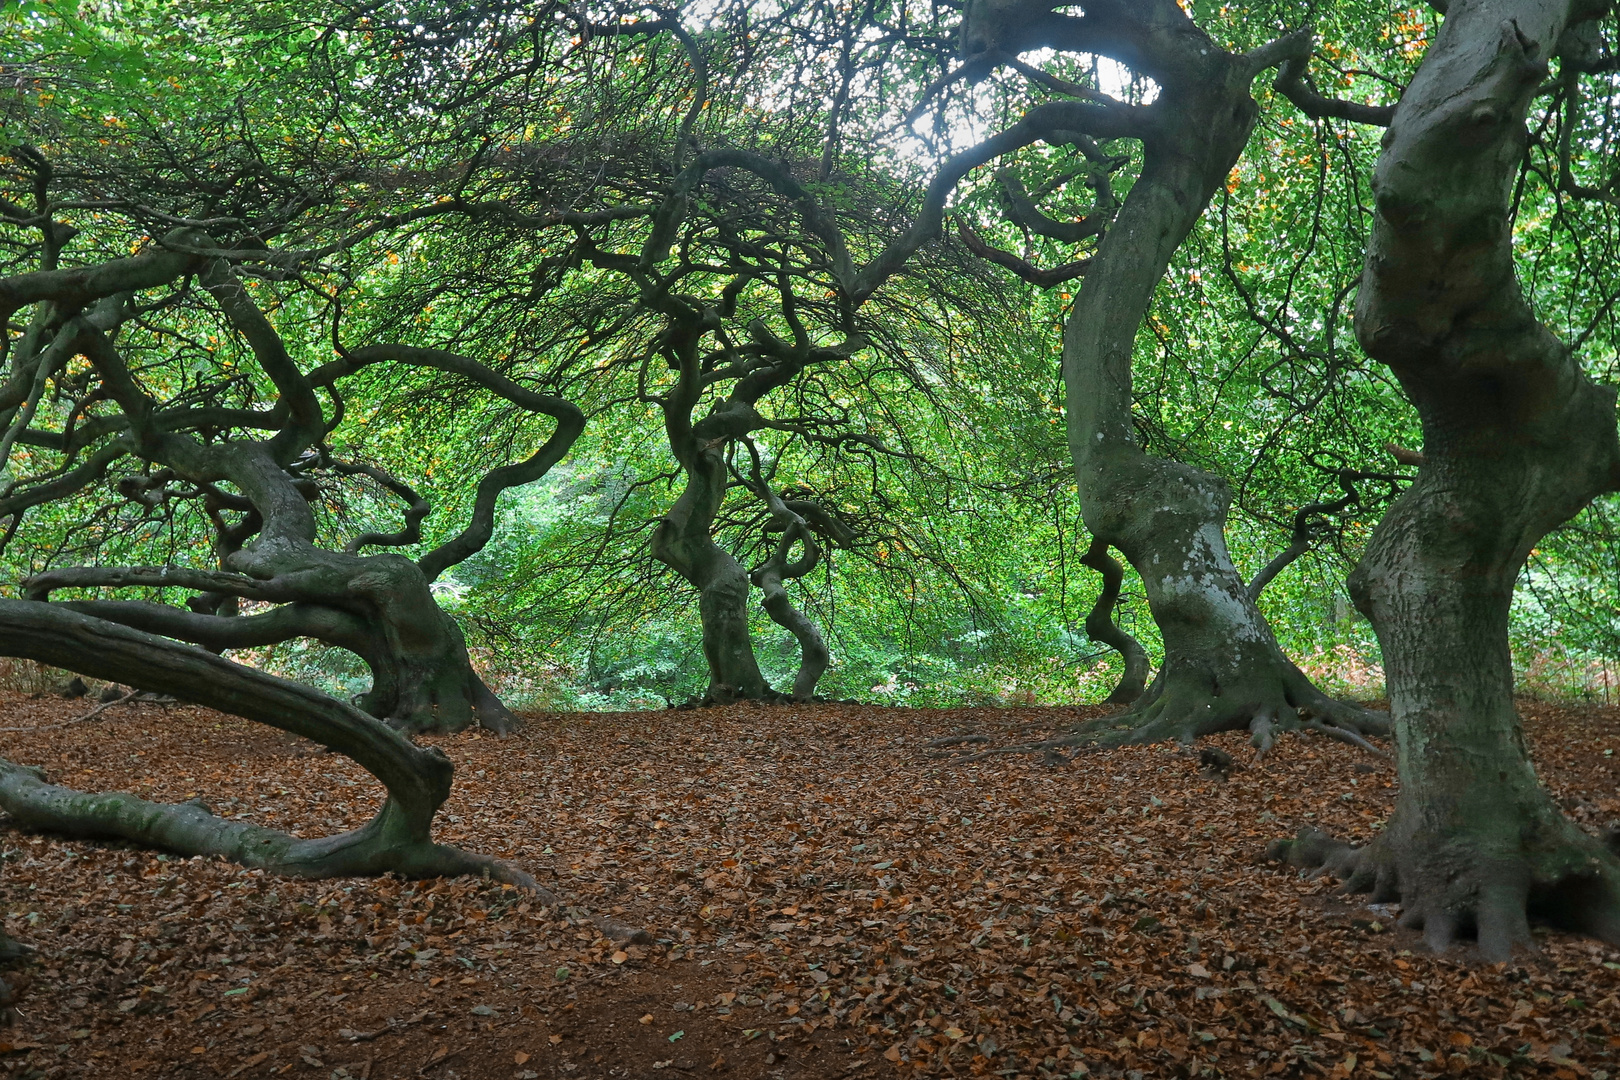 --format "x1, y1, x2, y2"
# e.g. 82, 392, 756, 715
0, 0, 1615, 713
